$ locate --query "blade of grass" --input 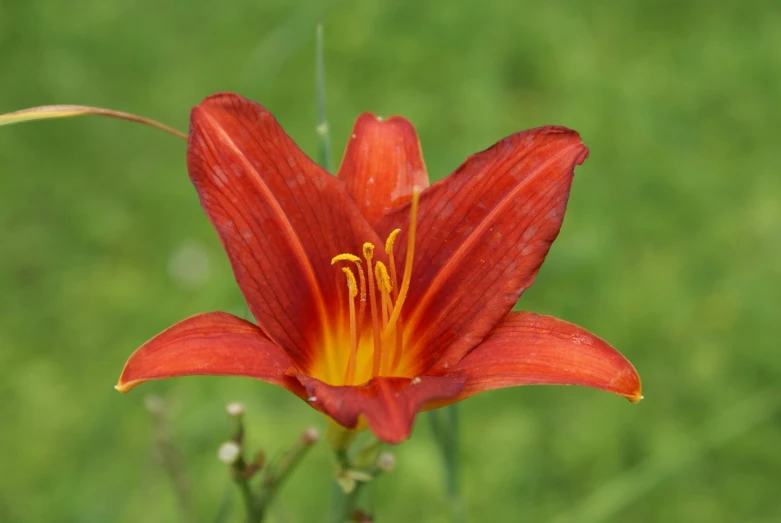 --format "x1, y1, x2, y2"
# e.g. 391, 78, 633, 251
430, 405, 466, 523
0, 105, 186, 139
315, 23, 332, 173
